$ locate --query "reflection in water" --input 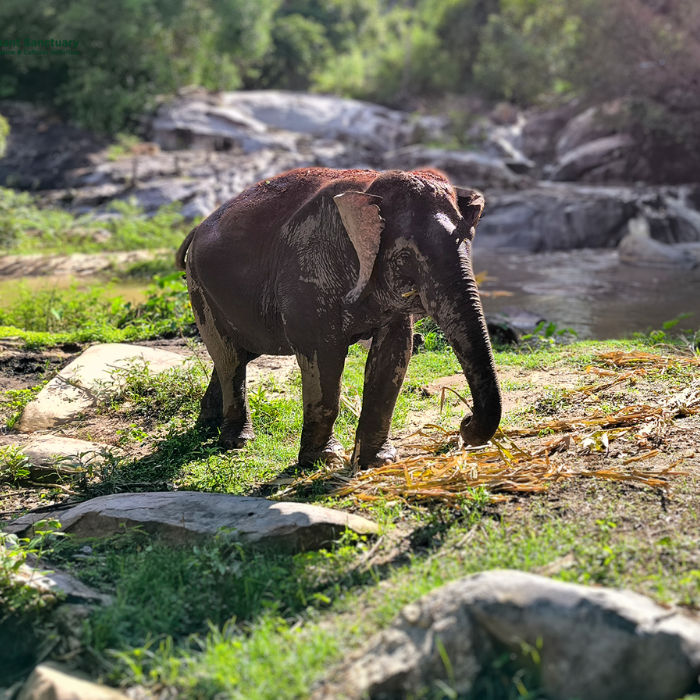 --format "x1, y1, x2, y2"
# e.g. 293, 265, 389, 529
474, 249, 700, 339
